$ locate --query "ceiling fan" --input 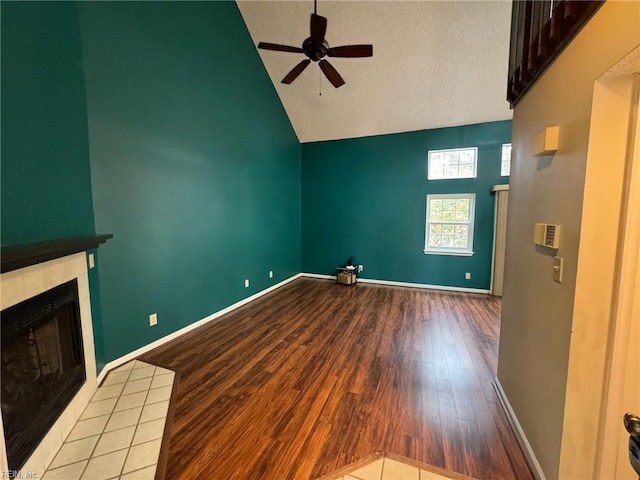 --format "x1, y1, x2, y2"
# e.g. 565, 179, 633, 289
257, 2, 373, 88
